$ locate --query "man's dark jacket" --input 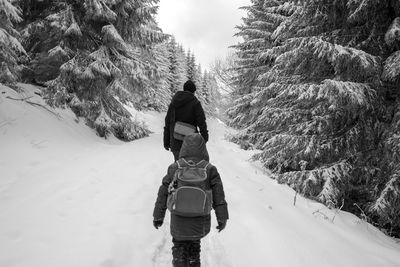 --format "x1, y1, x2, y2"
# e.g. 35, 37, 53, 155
153, 133, 229, 240
164, 91, 208, 152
